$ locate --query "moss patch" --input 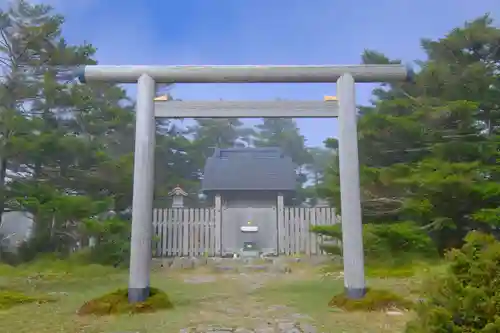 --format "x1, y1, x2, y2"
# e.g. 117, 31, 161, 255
328, 288, 413, 312
0, 290, 54, 310
78, 287, 173, 316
